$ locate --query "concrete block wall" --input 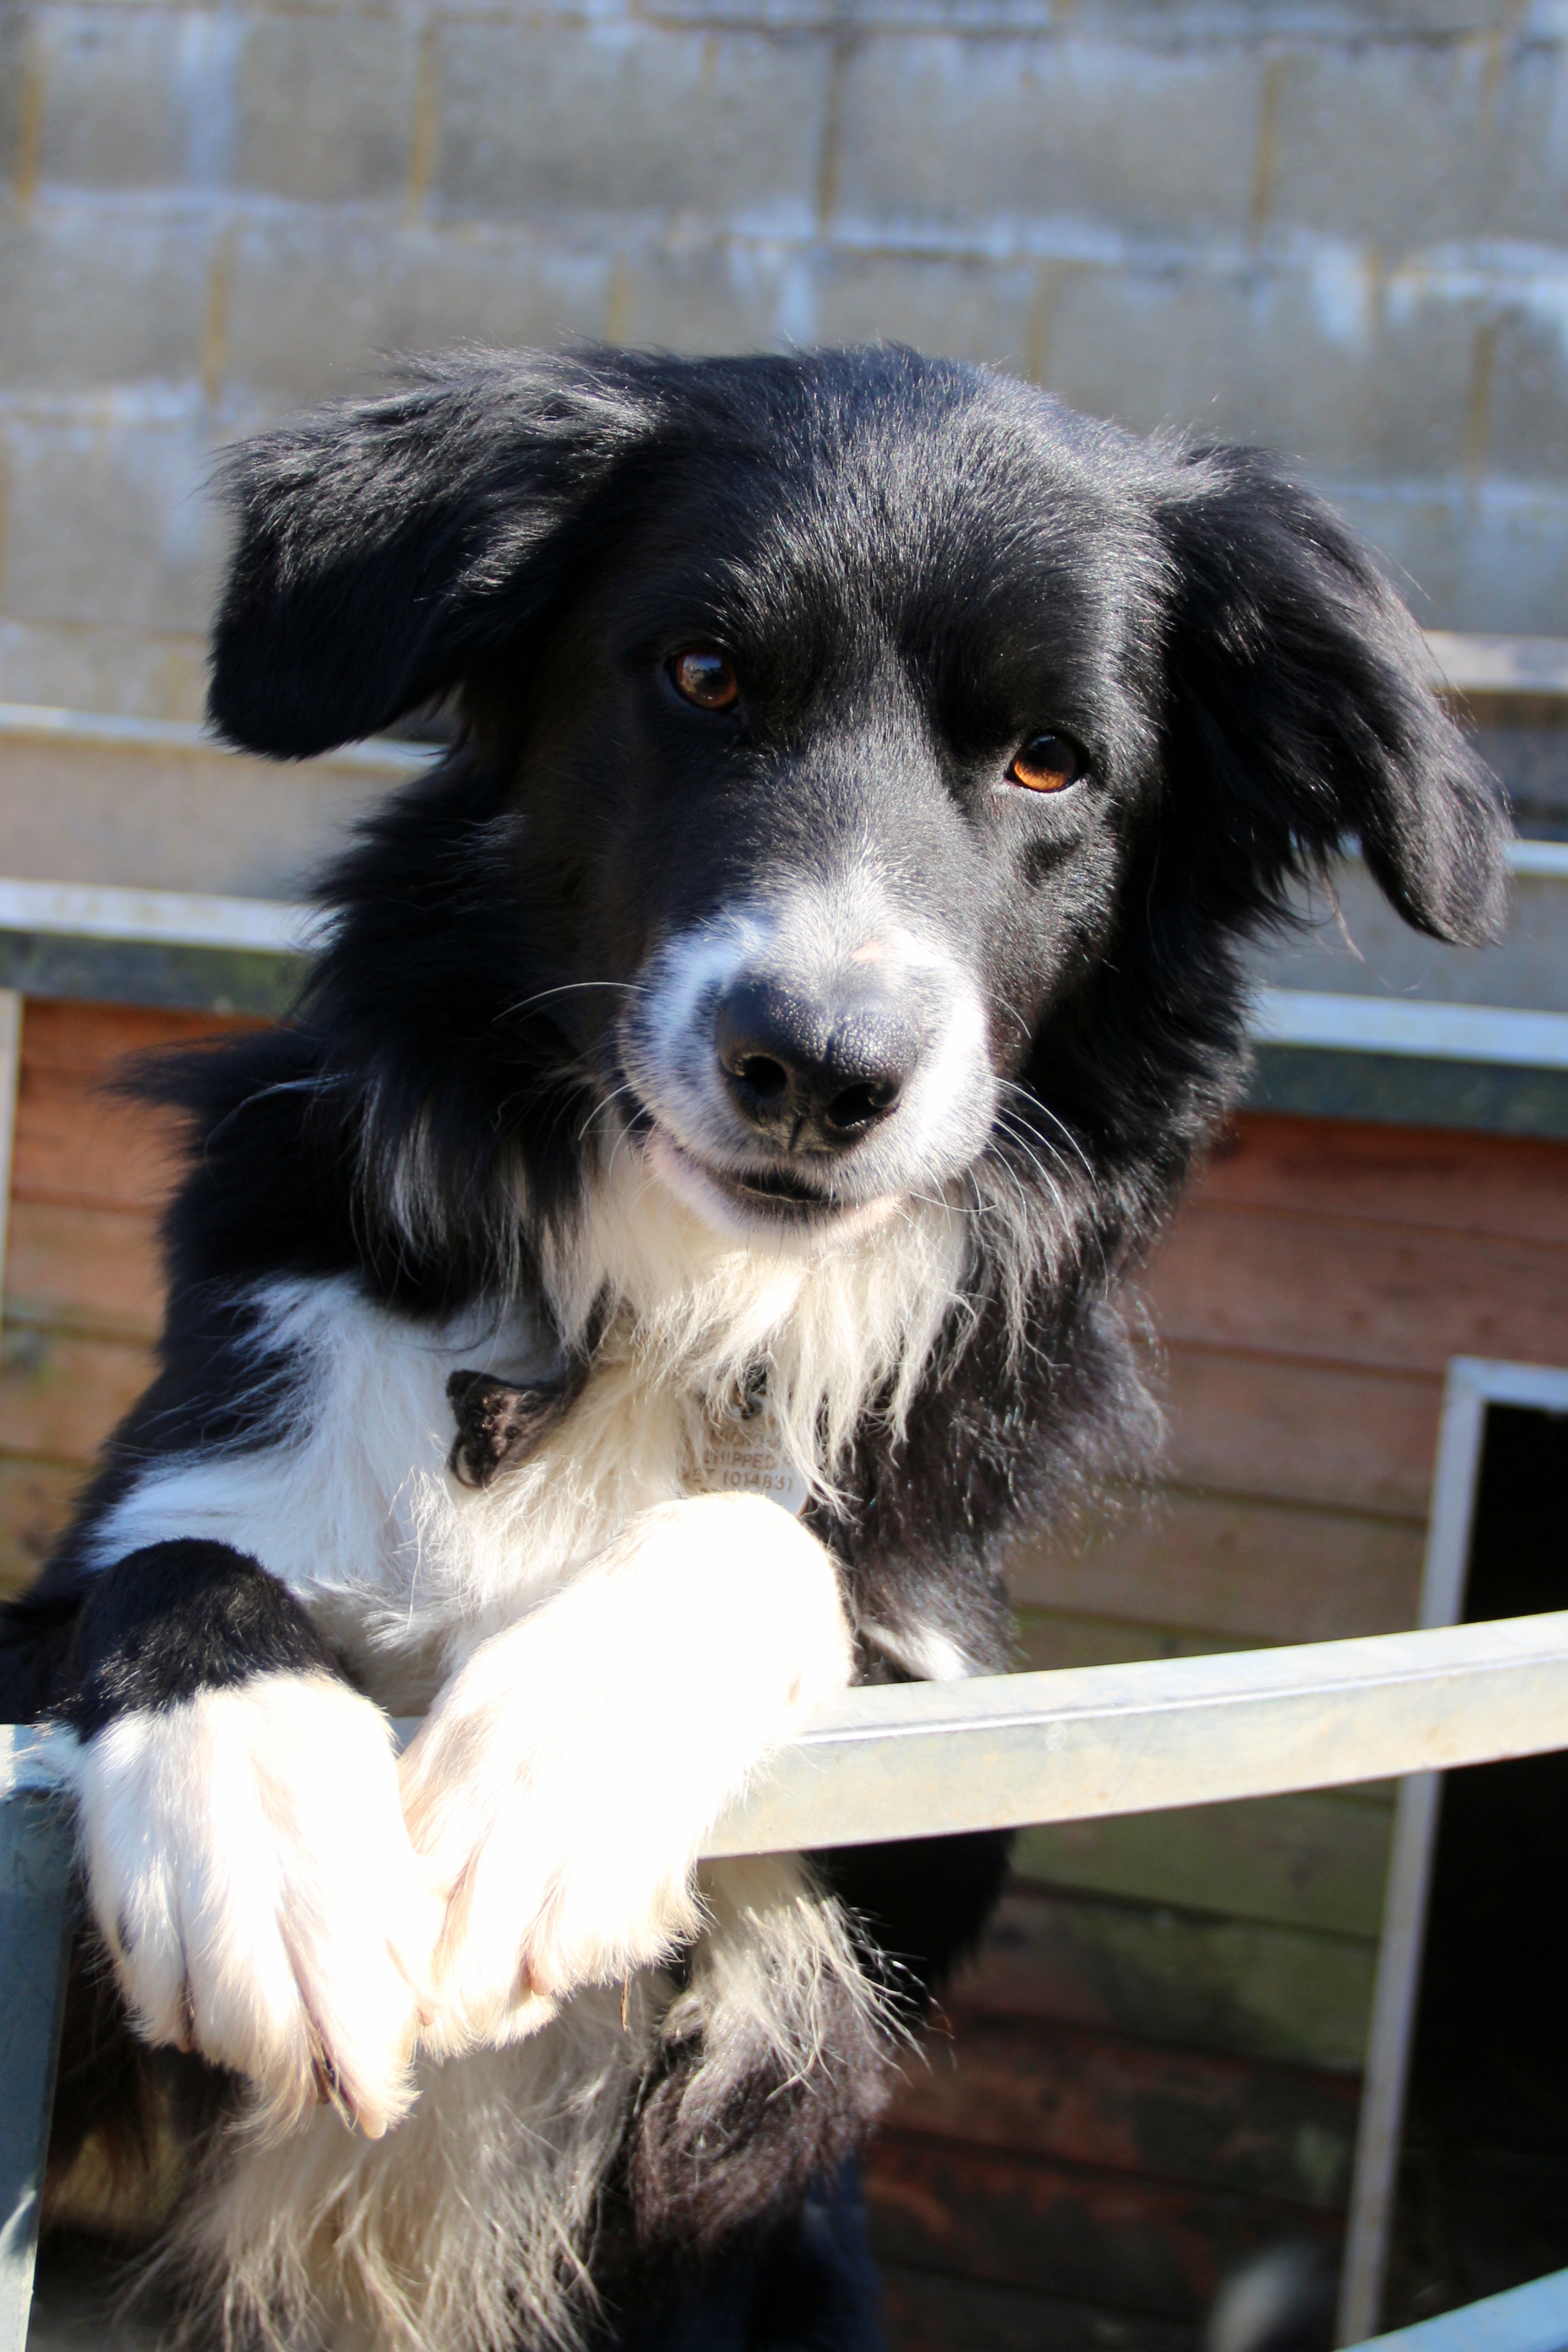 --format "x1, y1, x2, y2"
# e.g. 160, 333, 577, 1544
0, 0, 1565, 721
